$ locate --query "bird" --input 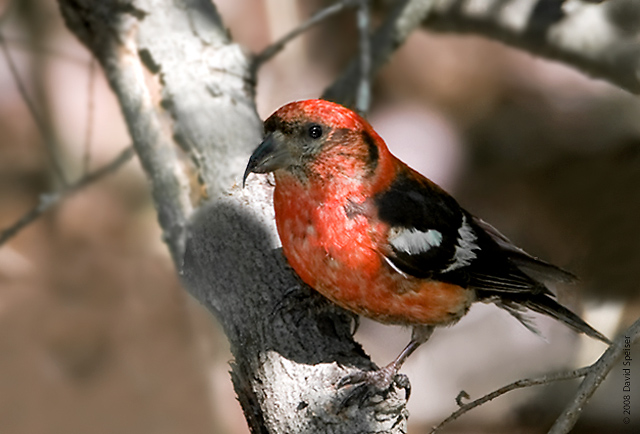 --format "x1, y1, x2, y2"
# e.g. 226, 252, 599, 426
243, 98, 611, 399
